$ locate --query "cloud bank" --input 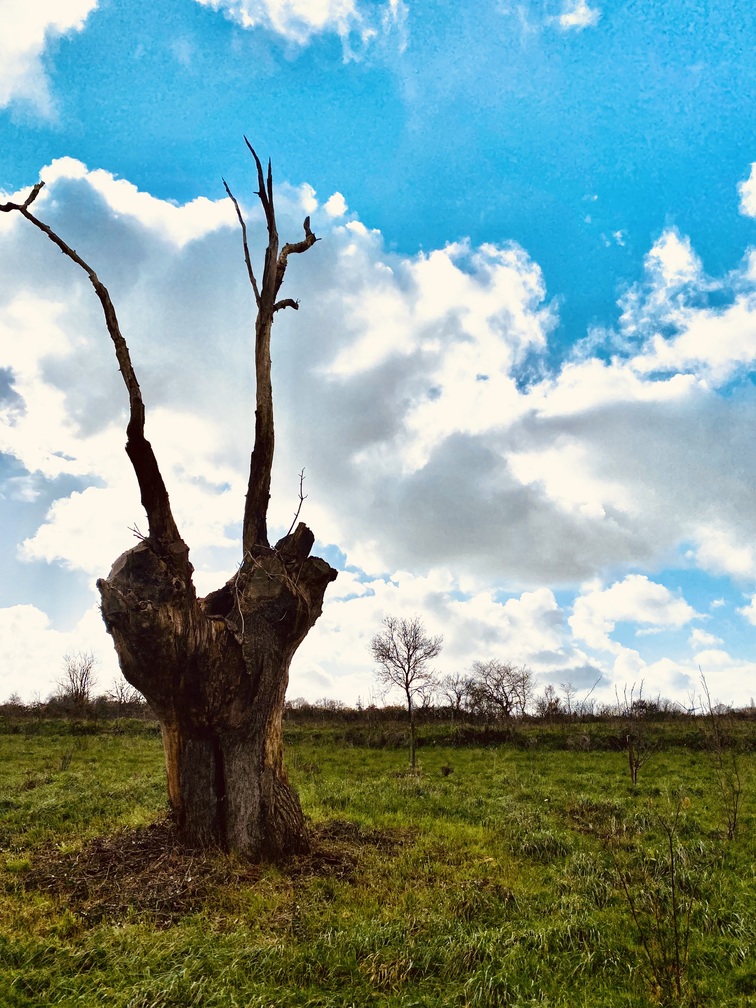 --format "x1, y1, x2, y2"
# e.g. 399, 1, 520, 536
0, 0, 98, 112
